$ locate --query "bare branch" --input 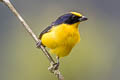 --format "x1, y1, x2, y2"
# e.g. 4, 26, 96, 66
0, 0, 64, 80
3, 0, 38, 42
